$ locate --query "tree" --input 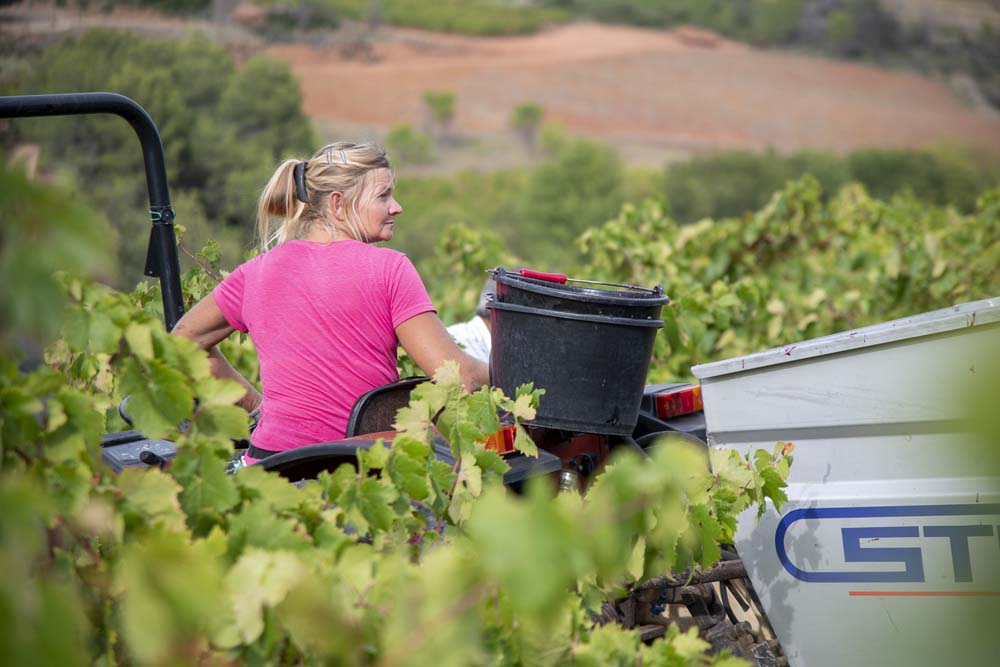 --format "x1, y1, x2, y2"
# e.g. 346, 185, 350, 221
510, 101, 544, 150
423, 90, 455, 143
8, 29, 315, 283
216, 55, 315, 163
515, 137, 625, 262
385, 123, 434, 165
